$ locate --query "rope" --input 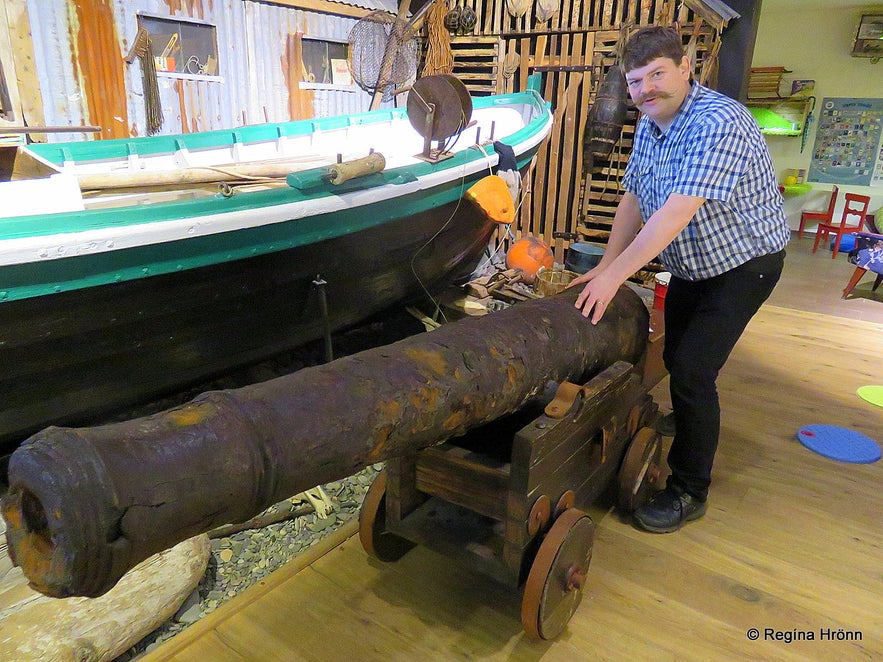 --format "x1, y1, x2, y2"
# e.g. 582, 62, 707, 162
136, 33, 164, 135
422, 0, 453, 77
